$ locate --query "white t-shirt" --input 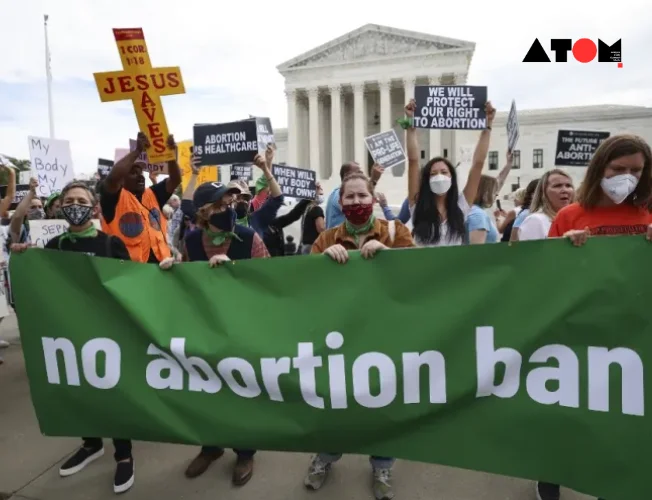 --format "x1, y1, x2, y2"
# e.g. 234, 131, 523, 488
518, 212, 552, 241
408, 194, 471, 247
